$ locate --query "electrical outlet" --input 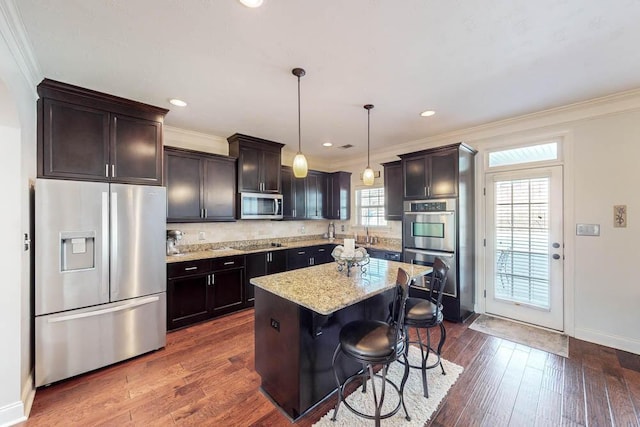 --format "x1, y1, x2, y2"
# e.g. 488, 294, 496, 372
341, 224, 345, 232
270, 318, 280, 331
300, 226, 306, 234
198, 231, 206, 240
